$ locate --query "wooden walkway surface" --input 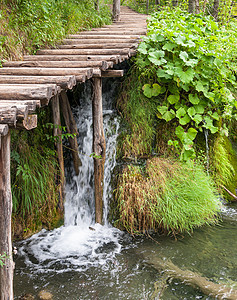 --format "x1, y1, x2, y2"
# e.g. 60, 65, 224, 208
0, 6, 147, 144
